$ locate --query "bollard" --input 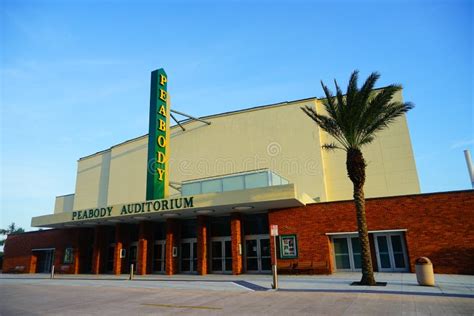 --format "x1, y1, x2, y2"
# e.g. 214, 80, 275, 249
129, 264, 134, 280
271, 234, 278, 289
50, 265, 55, 279
415, 257, 435, 286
